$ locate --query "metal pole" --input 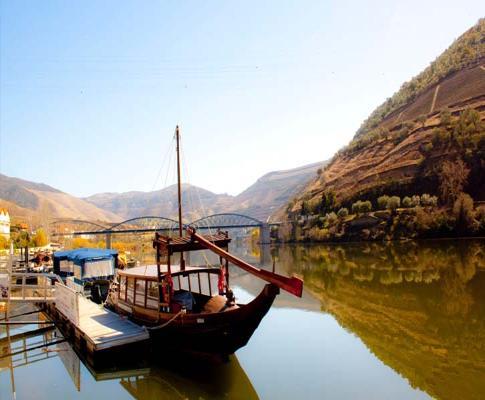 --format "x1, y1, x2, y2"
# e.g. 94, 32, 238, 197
175, 126, 185, 270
